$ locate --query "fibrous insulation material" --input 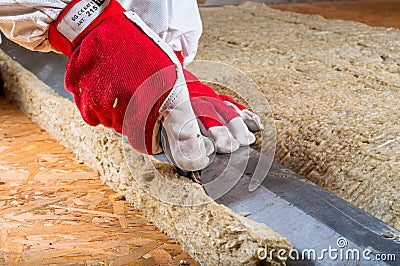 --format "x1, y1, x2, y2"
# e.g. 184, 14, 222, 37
197, 2, 399, 230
